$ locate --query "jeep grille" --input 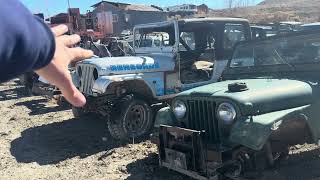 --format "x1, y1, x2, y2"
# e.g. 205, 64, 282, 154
78, 64, 95, 95
186, 100, 220, 143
